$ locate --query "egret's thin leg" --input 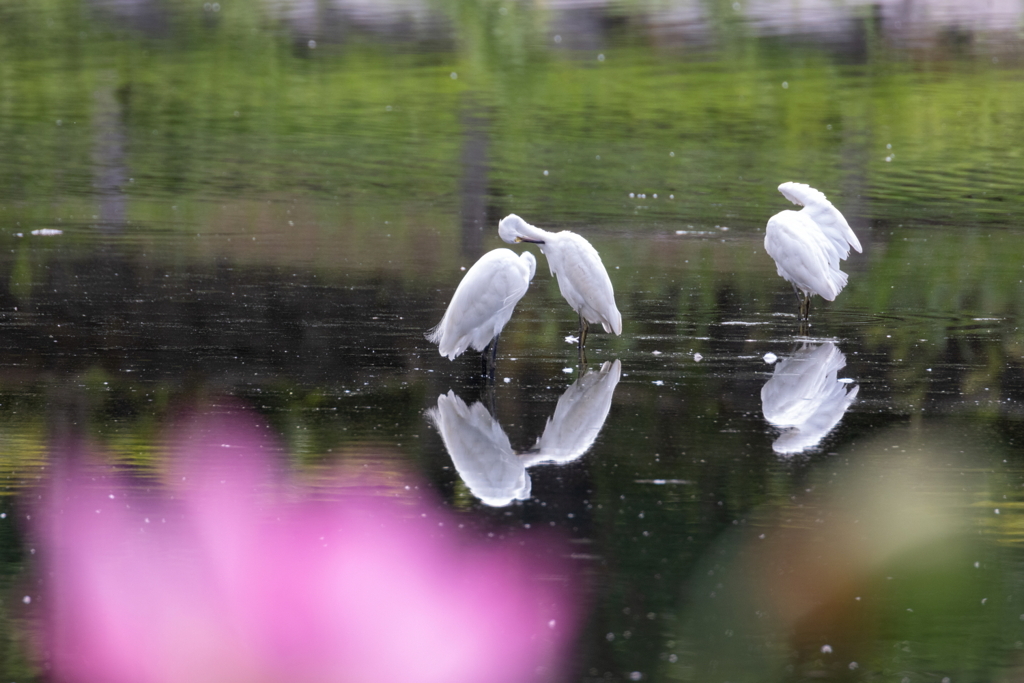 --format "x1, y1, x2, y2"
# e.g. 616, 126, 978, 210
791, 283, 802, 304
578, 314, 589, 364
480, 338, 498, 381
489, 335, 499, 380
